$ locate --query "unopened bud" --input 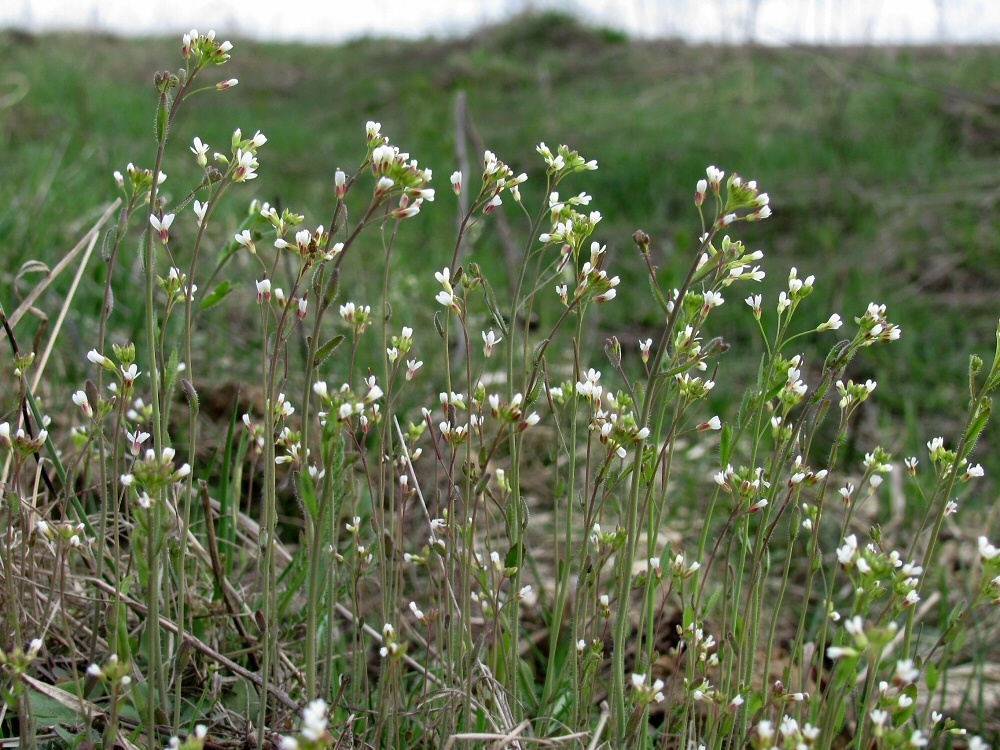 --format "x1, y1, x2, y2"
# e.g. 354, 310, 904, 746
632, 229, 650, 254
